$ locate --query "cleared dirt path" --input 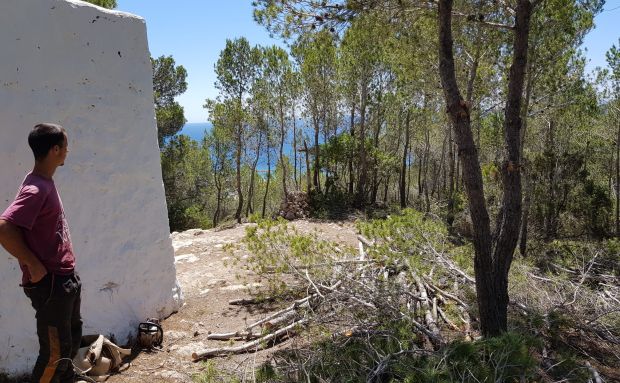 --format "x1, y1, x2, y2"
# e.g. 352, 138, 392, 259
106, 220, 358, 383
